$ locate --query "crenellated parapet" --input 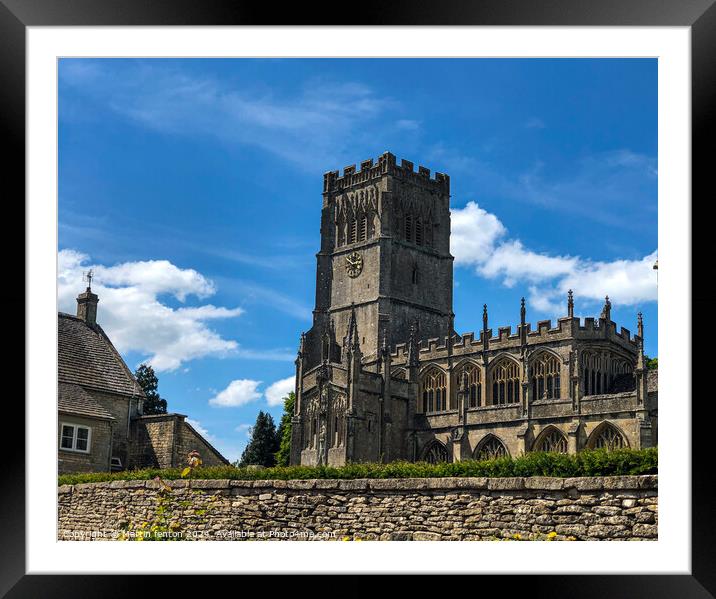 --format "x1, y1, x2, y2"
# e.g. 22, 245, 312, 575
323, 151, 450, 196
387, 315, 640, 365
